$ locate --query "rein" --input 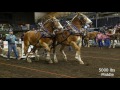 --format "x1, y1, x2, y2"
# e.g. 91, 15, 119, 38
50, 22, 83, 48
66, 21, 82, 34
39, 21, 56, 38
51, 32, 72, 49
